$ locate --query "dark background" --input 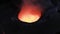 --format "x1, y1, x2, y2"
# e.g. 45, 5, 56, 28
0, 0, 60, 34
